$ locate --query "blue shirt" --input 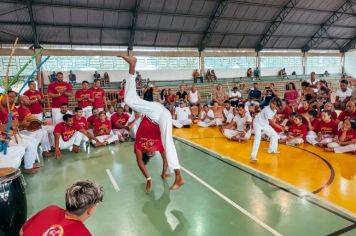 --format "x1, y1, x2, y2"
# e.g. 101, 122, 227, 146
248, 89, 261, 100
